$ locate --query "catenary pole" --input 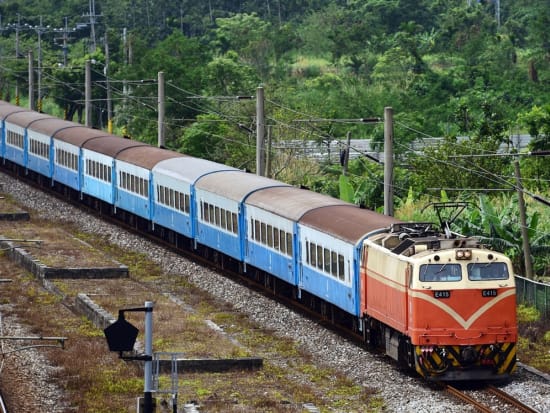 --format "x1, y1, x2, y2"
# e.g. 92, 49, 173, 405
143, 301, 154, 413
384, 107, 394, 216
28, 50, 34, 110
85, 60, 92, 127
158, 71, 165, 148
256, 86, 265, 176
514, 161, 534, 279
